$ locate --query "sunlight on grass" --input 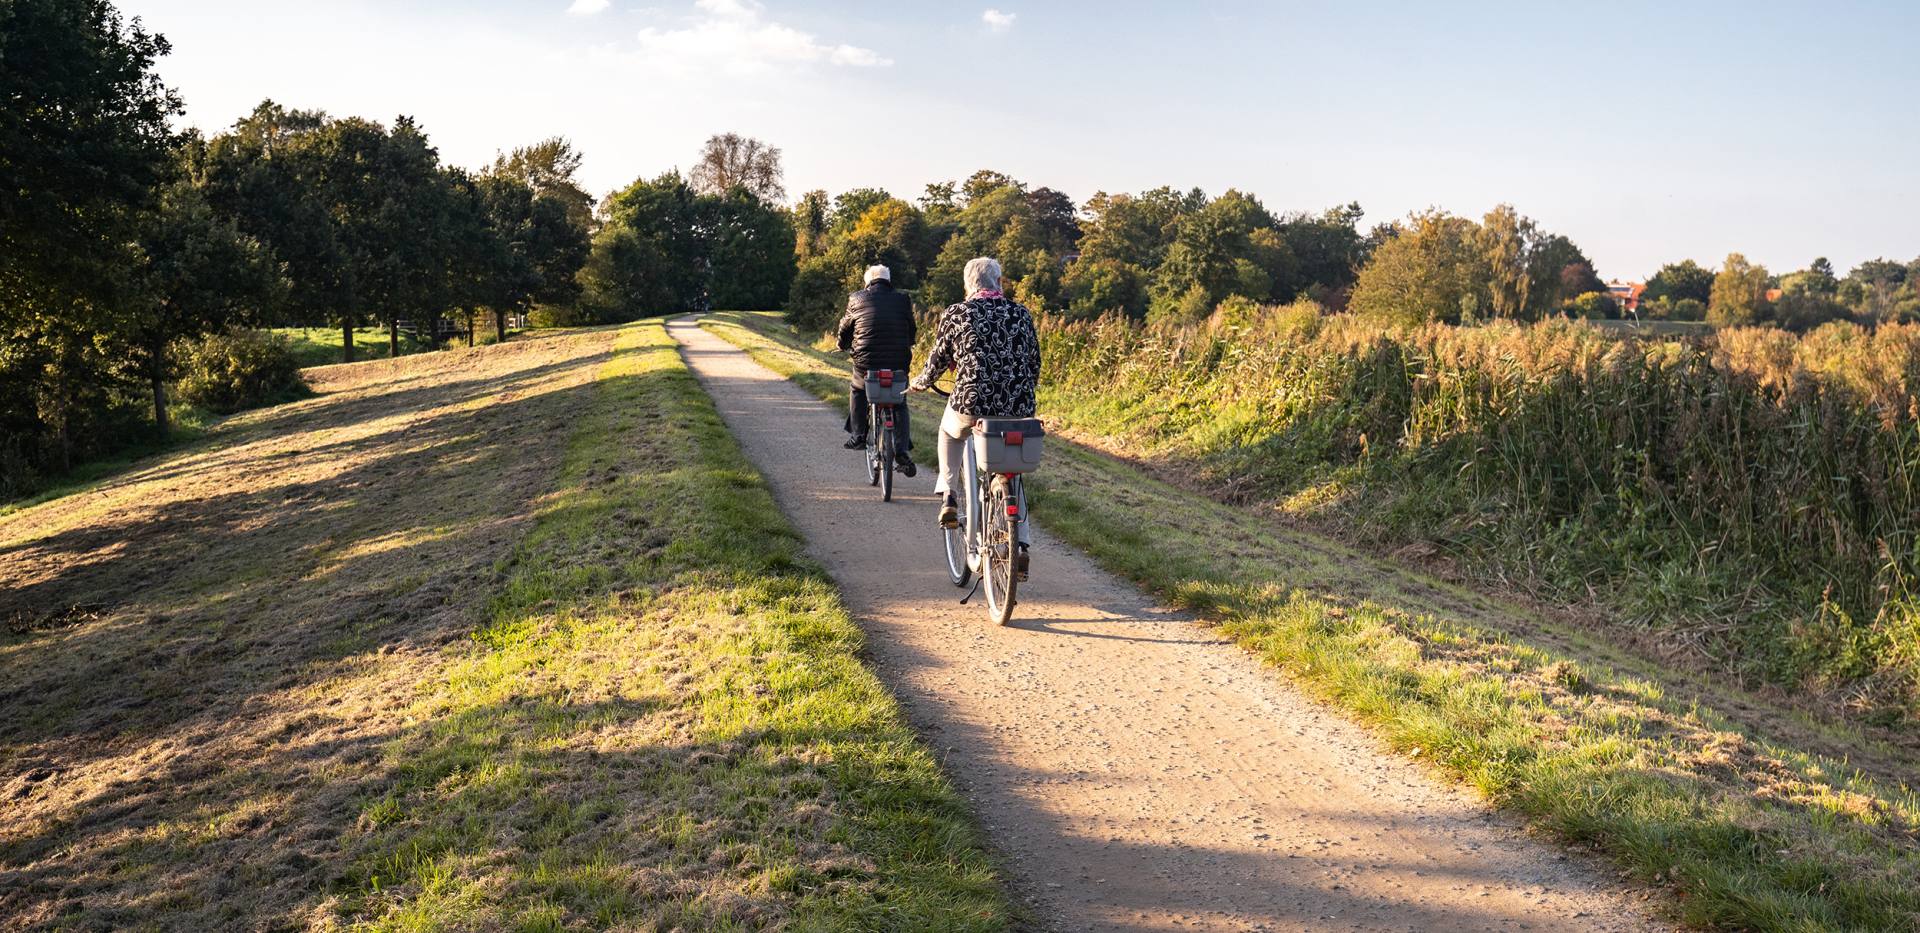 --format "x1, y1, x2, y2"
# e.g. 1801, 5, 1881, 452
336, 321, 1008, 930
706, 309, 1920, 932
